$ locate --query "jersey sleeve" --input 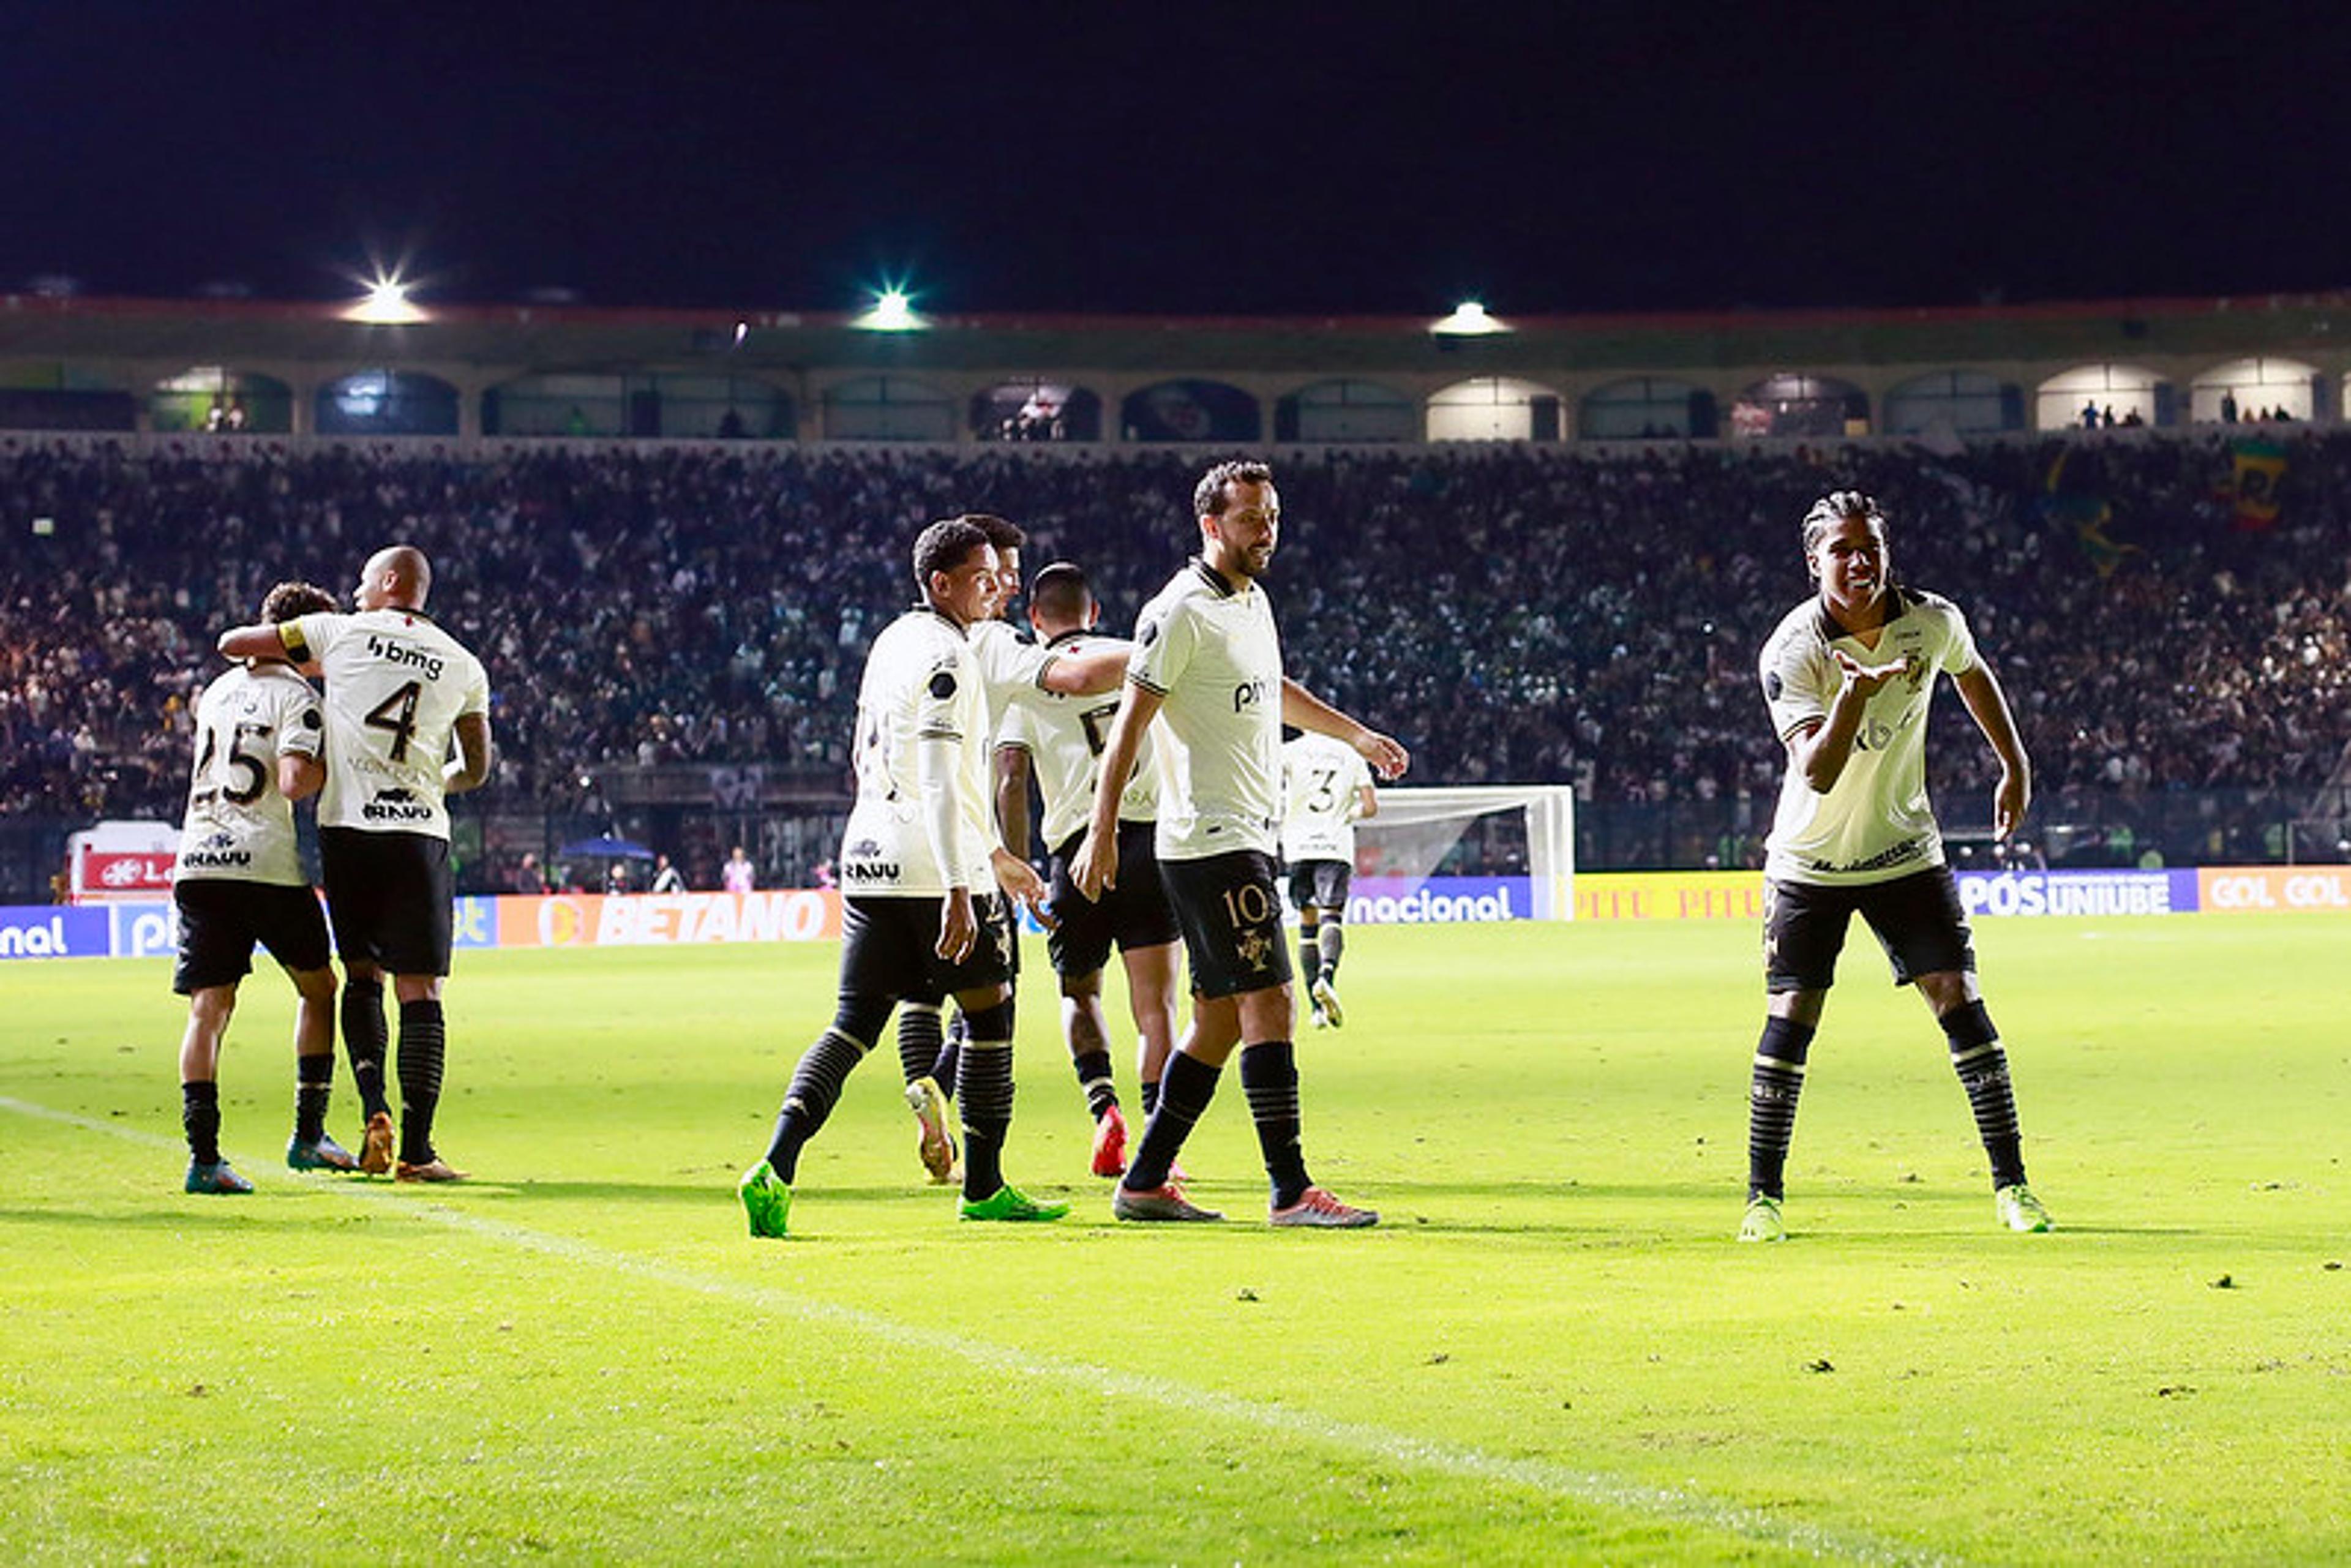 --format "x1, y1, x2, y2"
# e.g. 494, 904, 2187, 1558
1126, 595, 1195, 697
460, 651, 492, 717
1760, 624, 1832, 742
285, 611, 340, 665
913, 645, 967, 741
1933, 601, 1981, 677
995, 691, 1037, 754
279, 682, 326, 760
